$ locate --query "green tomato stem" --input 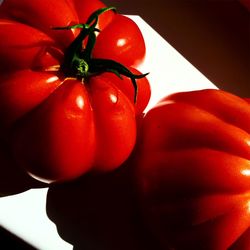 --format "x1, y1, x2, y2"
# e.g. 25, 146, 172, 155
53, 7, 147, 102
